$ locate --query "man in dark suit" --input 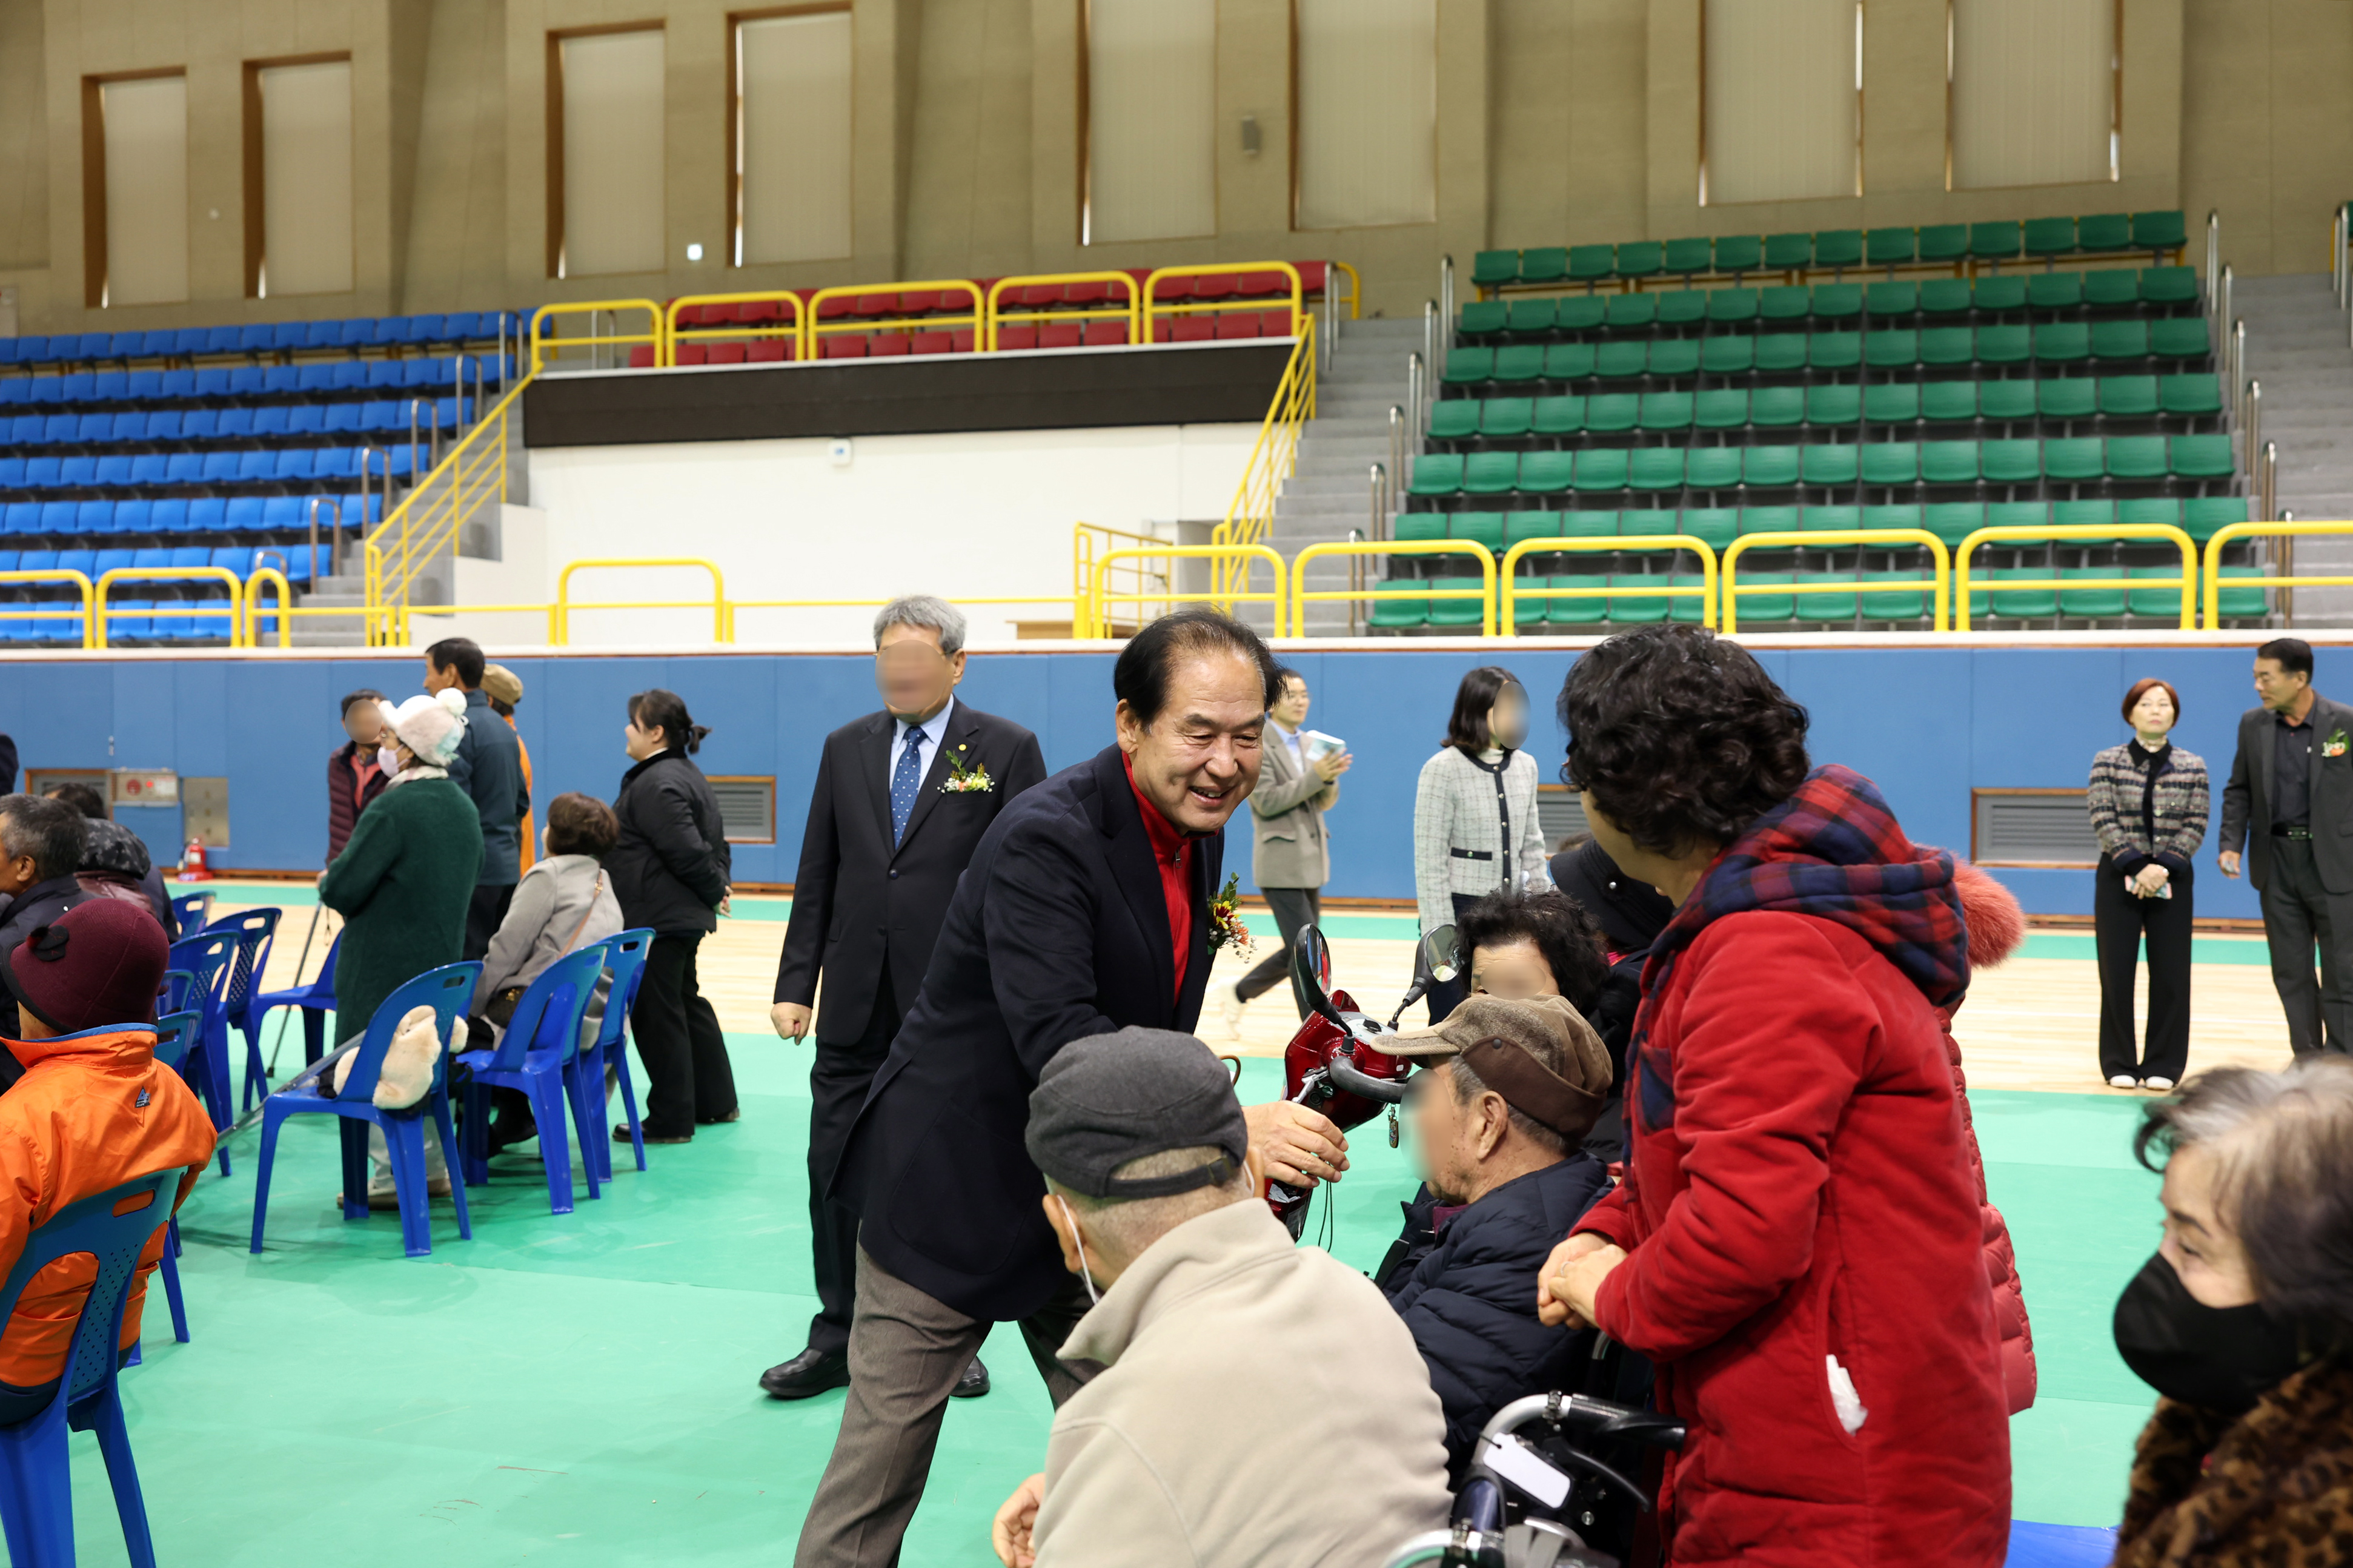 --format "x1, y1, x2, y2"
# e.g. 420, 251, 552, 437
423, 637, 528, 961
762, 595, 1047, 1403
2220, 637, 2353, 1056
791, 608, 1350, 1568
